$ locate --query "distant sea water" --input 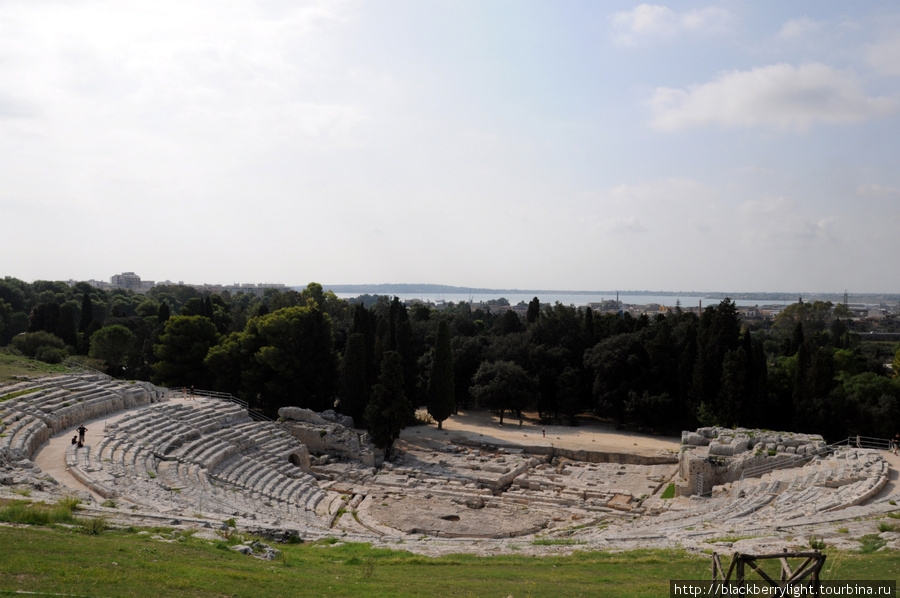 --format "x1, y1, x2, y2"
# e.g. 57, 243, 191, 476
335, 292, 791, 309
